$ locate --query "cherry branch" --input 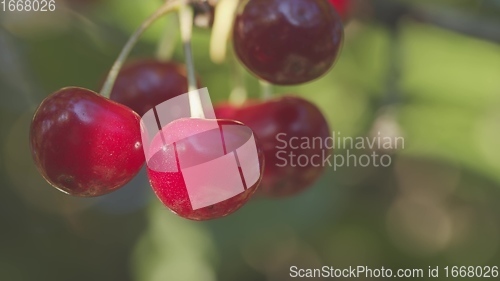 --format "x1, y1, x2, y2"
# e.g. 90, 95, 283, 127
368, 0, 500, 44
100, 0, 187, 98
